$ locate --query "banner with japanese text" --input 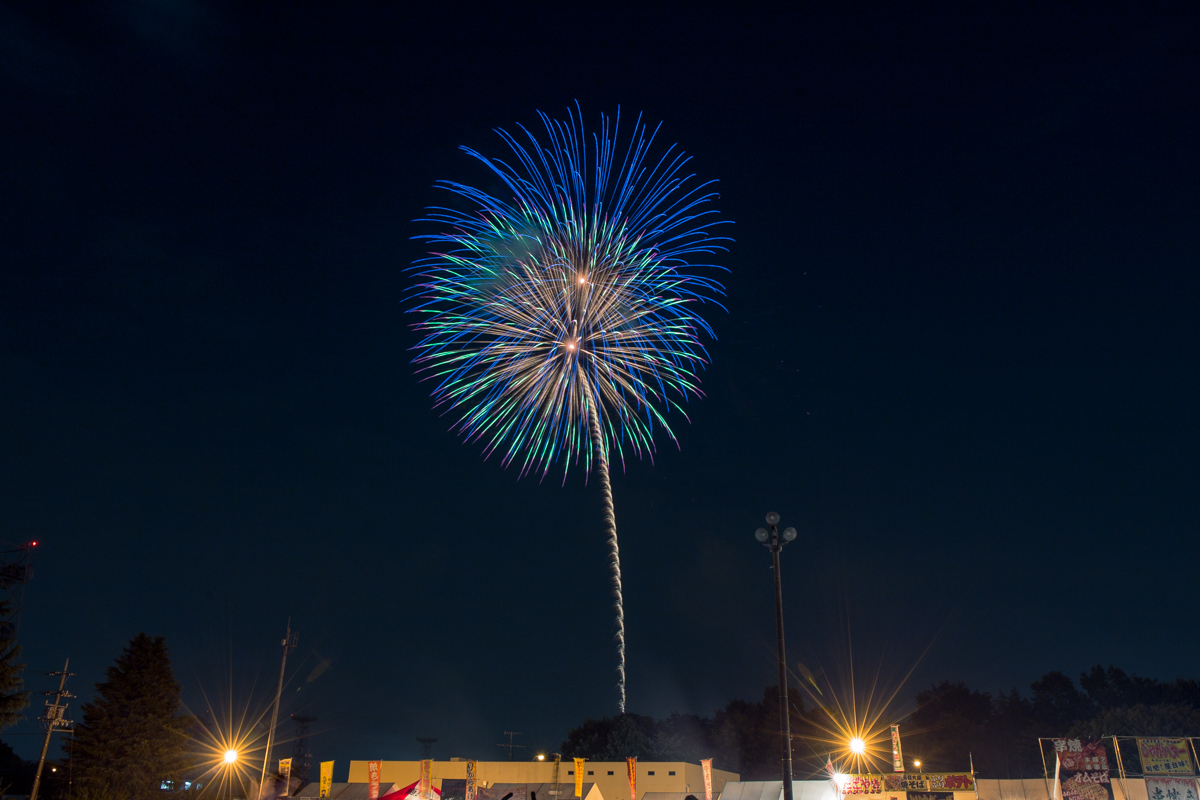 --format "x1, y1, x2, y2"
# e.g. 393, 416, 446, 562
1138, 740, 1195, 776
467, 761, 478, 800
574, 759, 584, 798
1146, 778, 1200, 800
884, 774, 931, 792
420, 760, 433, 800
892, 726, 904, 772
1052, 739, 1113, 800
701, 759, 713, 800
279, 759, 292, 797
627, 757, 637, 800
840, 774, 975, 795
320, 761, 334, 799
368, 761, 382, 800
